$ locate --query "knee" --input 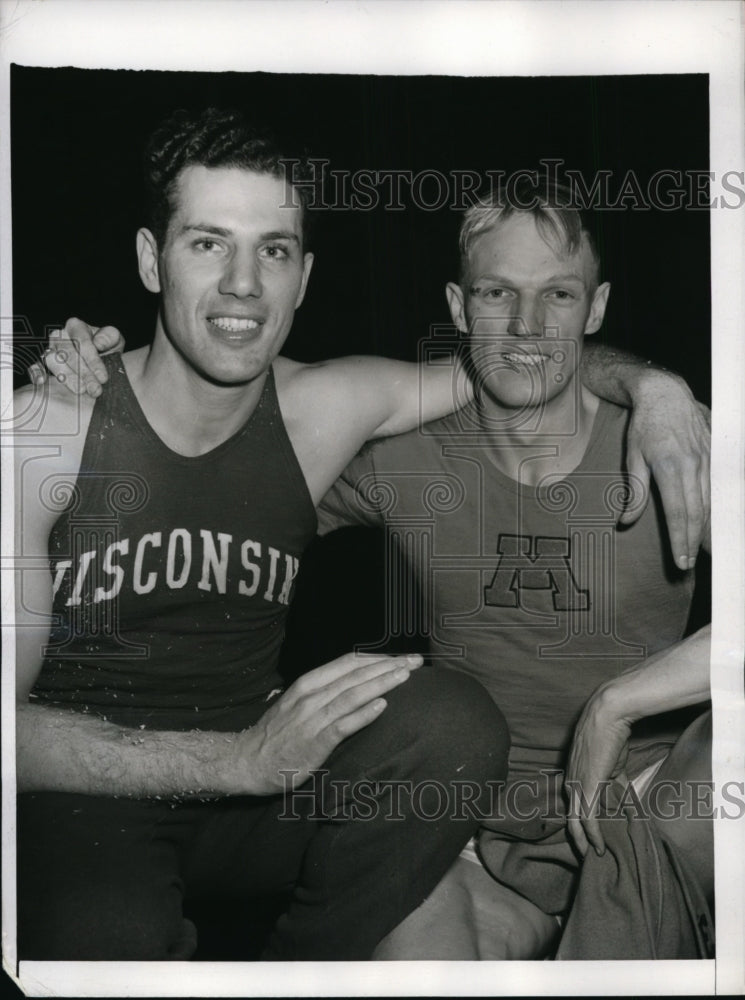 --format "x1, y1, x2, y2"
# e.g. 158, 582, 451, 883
387, 667, 510, 784
374, 857, 558, 960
